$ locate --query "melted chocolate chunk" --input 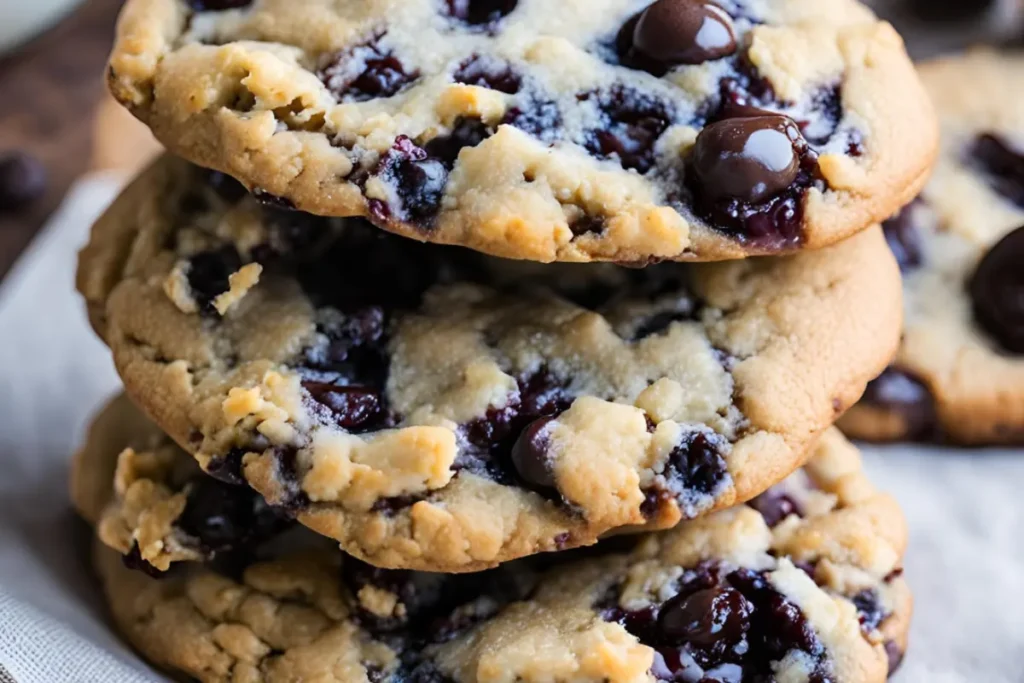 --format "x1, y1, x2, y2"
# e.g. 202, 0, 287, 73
688, 114, 819, 246
453, 55, 522, 94
619, 0, 737, 75
882, 200, 926, 272
970, 226, 1024, 353
457, 371, 572, 491
319, 38, 420, 102
972, 134, 1024, 208
861, 368, 937, 441
748, 487, 802, 528
0, 151, 46, 212
445, 0, 519, 26
185, 245, 243, 315
691, 115, 803, 204
177, 476, 289, 557
580, 87, 673, 173
602, 562, 830, 681
206, 448, 247, 486
369, 136, 448, 225
510, 417, 558, 491
187, 0, 252, 9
